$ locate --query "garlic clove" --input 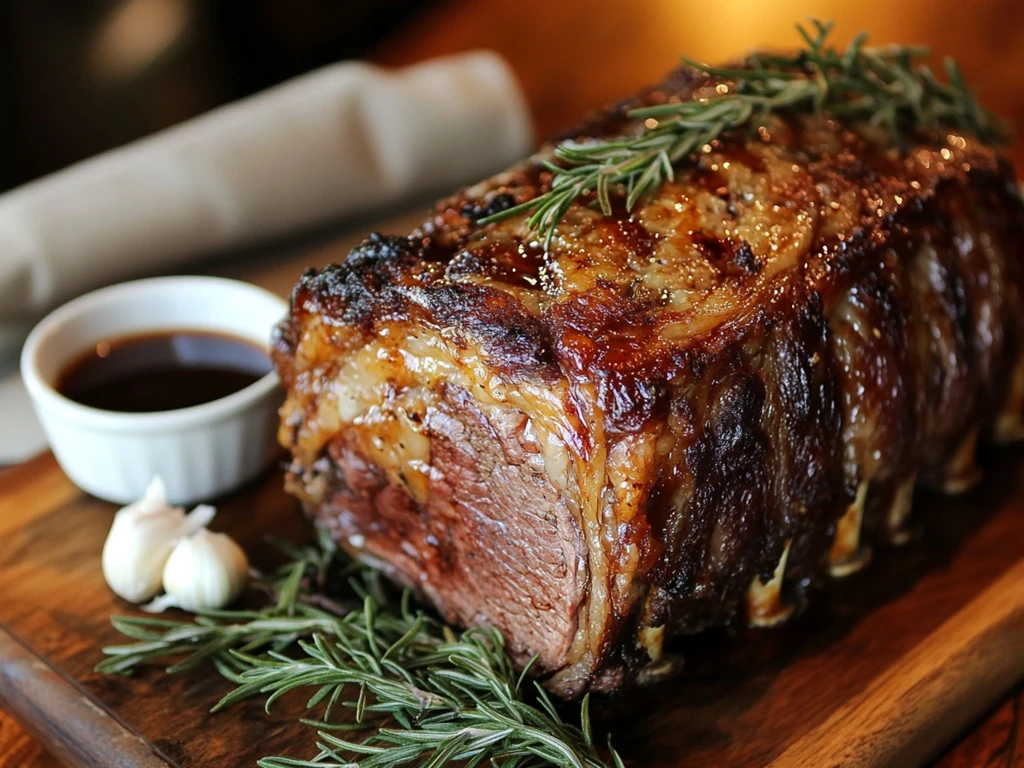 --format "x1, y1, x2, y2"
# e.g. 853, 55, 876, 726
140, 593, 178, 614
135, 476, 170, 513
183, 504, 217, 536
101, 477, 219, 604
161, 528, 249, 612
102, 476, 184, 603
